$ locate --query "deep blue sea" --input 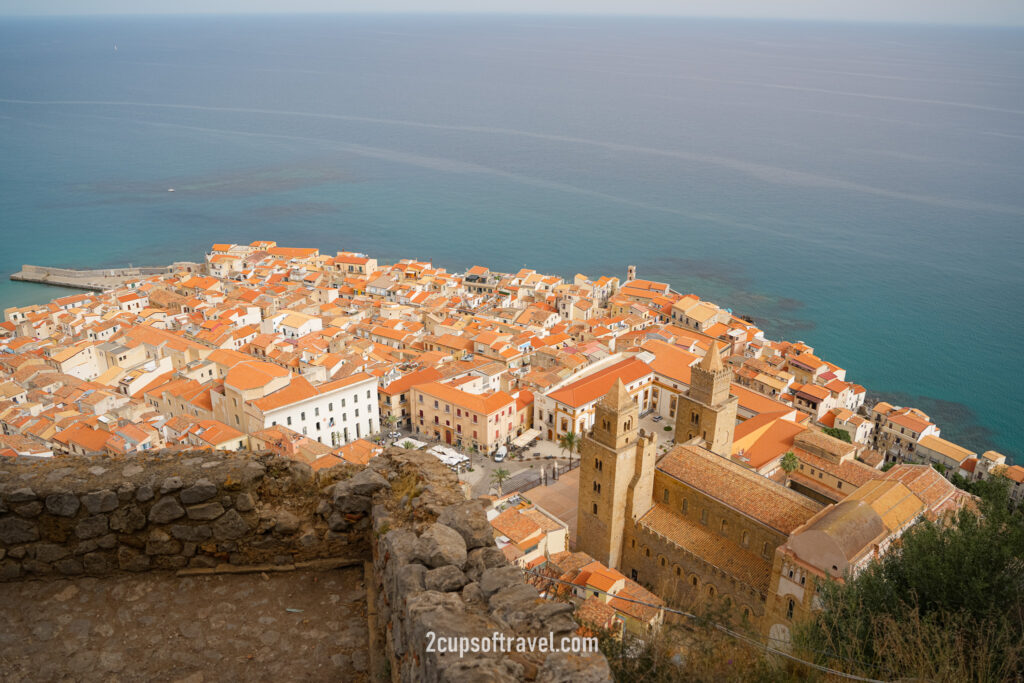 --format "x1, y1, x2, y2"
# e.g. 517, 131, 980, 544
0, 15, 1021, 461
